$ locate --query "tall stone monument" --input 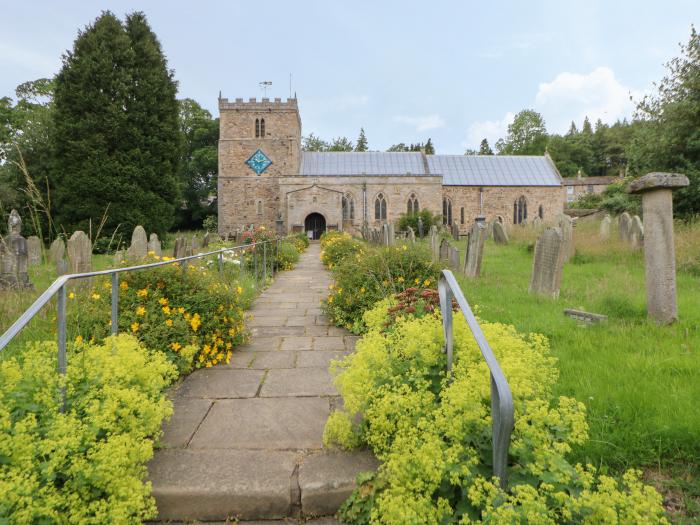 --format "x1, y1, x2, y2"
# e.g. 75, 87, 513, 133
127, 225, 148, 259
557, 213, 574, 262
463, 221, 487, 278
0, 210, 32, 289
618, 212, 631, 242
628, 172, 689, 324
27, 236, 42, 266
529, 227, 565, 298
417, 216, 424, 238
451, 222, 460, 241
173, 237, 186, 258
492, 221, 508, 245
429, 226, 439, 260
599, 215, 611, 241
439, 239, 450, 262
